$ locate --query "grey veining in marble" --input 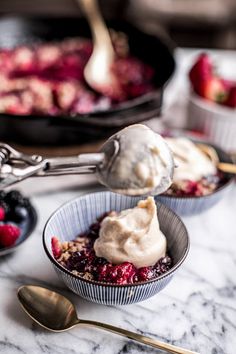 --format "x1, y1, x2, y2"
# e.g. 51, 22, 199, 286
1, 181, 235, 354
1, 49, 236, 354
